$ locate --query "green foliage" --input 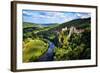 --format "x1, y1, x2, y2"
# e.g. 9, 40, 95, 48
23, 17, 91, 62
23, 39, 48, 62
54, 27, 91, 60
68, 33, 81, 49
54, 46, 73, 61
23, 22, 40, 28
58, 30, 69, 47
51, 18, 91, 31
81, 29, 91, 48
